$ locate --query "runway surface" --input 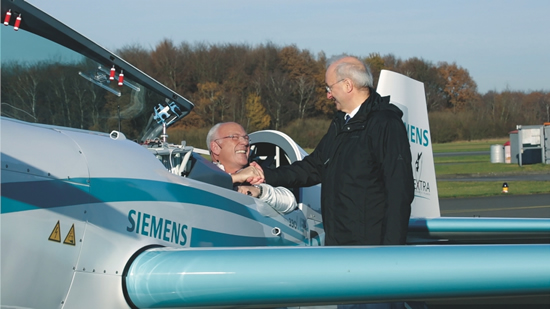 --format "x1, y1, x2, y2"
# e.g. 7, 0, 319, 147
440, 193, 550, 218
